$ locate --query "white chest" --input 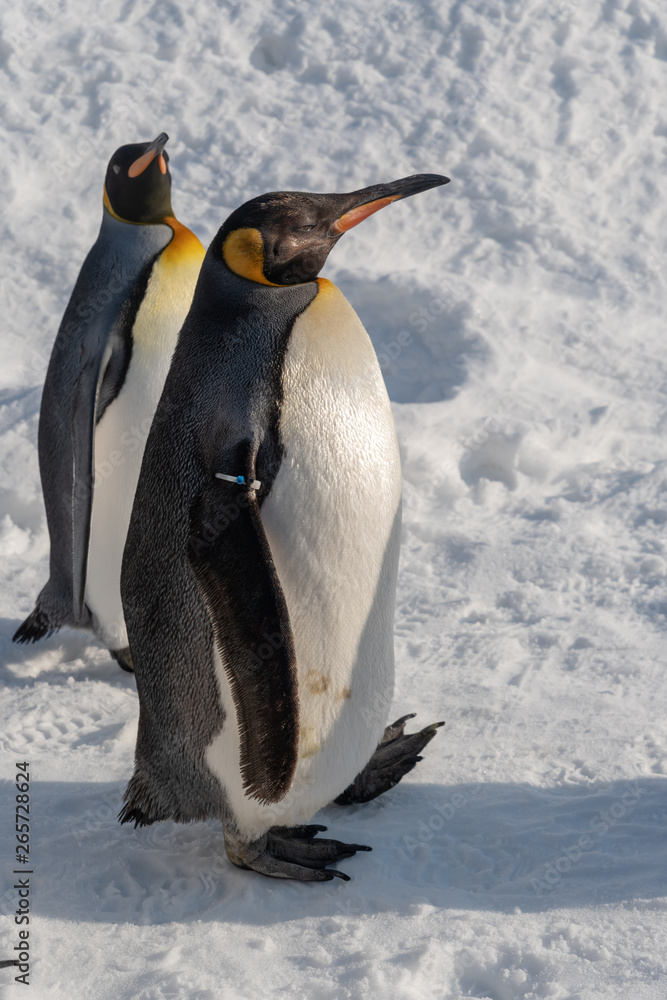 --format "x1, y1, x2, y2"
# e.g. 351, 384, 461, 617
206, 280, 402, 837
85, 249, 201, 648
